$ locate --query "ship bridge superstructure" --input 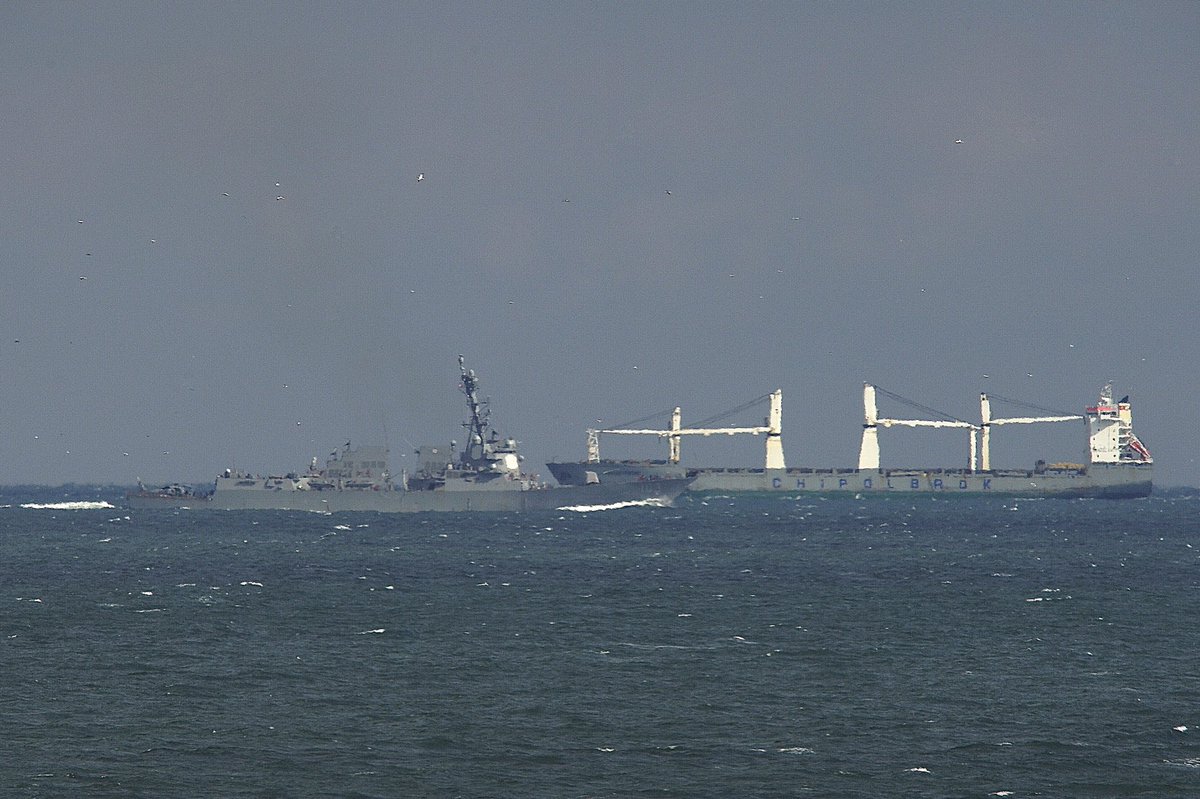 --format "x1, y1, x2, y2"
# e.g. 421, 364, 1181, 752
1085, 385, 1152, 464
